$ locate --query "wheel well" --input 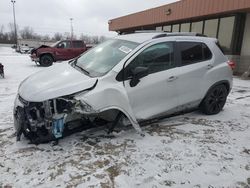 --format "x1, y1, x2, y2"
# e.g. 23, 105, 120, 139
97, 109, 127, 122
207, 81, 230, 95
222, 82, 230, 94
200, 80, 230, 107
